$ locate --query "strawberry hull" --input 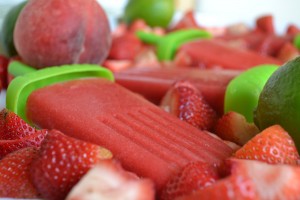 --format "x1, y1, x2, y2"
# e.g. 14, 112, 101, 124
26, 78, 233, 191
177, 40, 283, 69
115, 68, 241, 115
